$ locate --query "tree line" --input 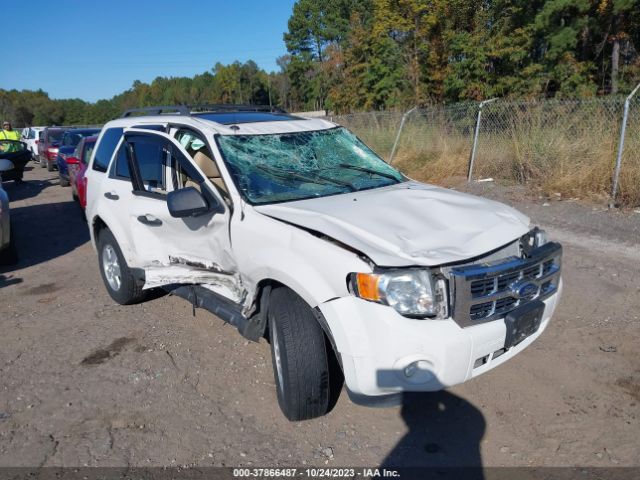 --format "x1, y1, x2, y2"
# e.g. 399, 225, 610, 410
2, 0, 639, 126
284, 0, 640, 111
